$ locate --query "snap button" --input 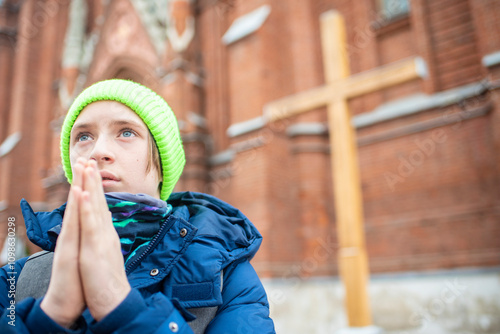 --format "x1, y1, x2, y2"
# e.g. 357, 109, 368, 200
169, 322, 179, 332
150, 268, 159, 276
180, 228, 188, 237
